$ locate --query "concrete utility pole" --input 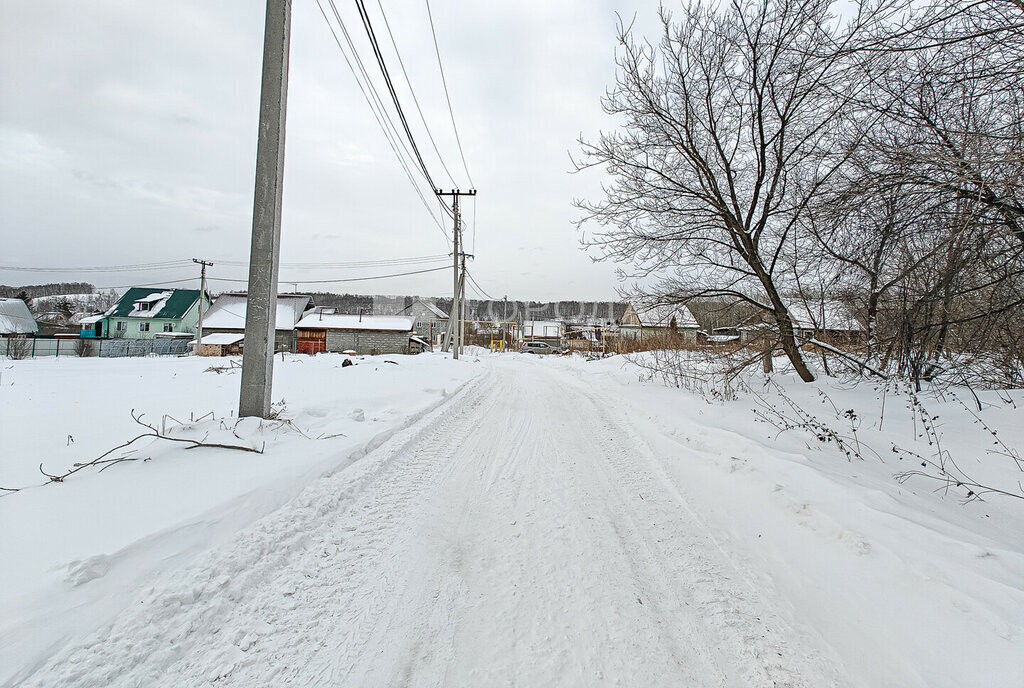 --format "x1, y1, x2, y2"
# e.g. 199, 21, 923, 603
436, 189, 476, 360
193, 258, 213, 355
240, 0, 291, 418
451, 193, 460, 359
